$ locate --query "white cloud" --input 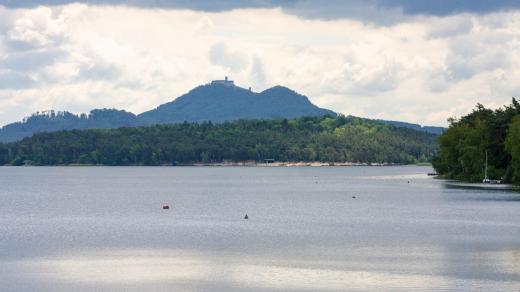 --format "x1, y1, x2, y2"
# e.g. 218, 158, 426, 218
0, 5, 519, 127
209, 42, 249, 73
249, 55, 266, 90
